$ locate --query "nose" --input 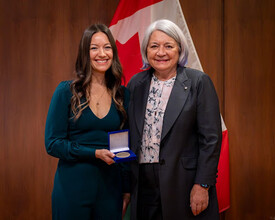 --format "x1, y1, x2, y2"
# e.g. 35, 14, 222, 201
98, 48, 106, 57
156, 46, 165, 56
